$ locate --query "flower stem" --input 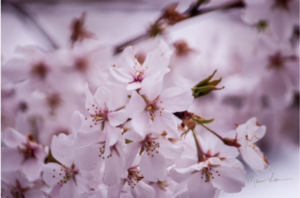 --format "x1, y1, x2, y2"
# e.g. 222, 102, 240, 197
199, 124, 241, 147
200, 123, 223, 140
191, 129, 206, 162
